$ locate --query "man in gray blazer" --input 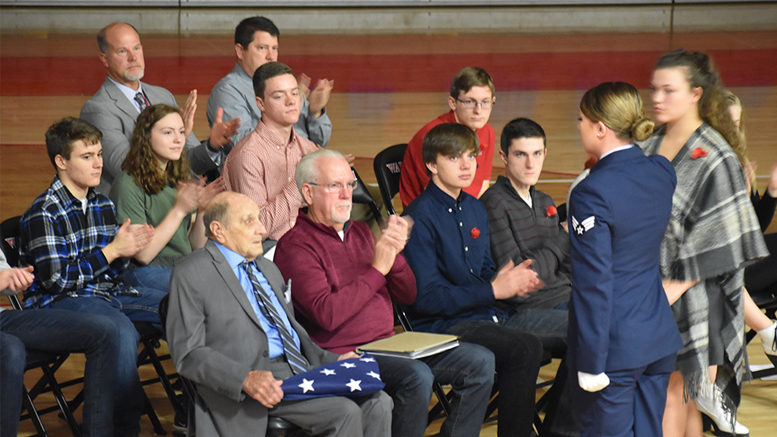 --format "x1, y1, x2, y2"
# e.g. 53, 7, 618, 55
80, 22, 239, 195
166, 191, 392, 436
